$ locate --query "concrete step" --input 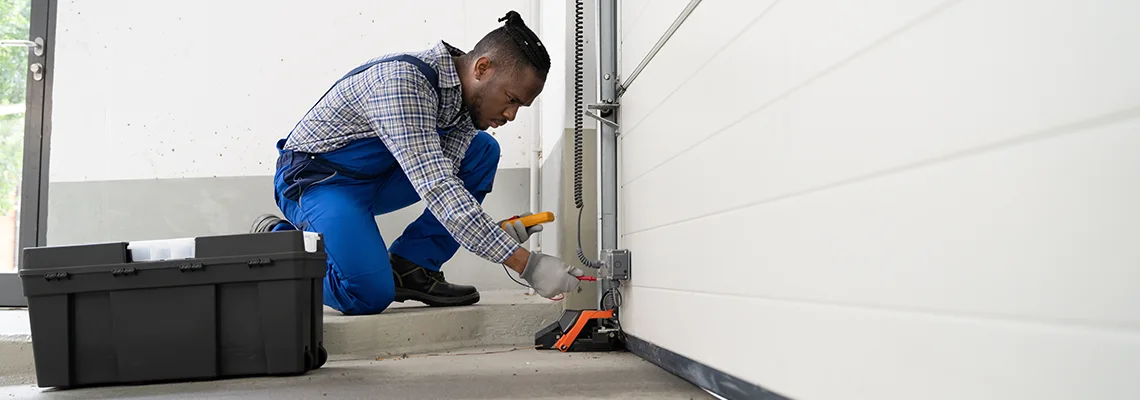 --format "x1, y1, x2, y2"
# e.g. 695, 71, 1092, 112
0, 290, 562, 386
324, 289, 562, 360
